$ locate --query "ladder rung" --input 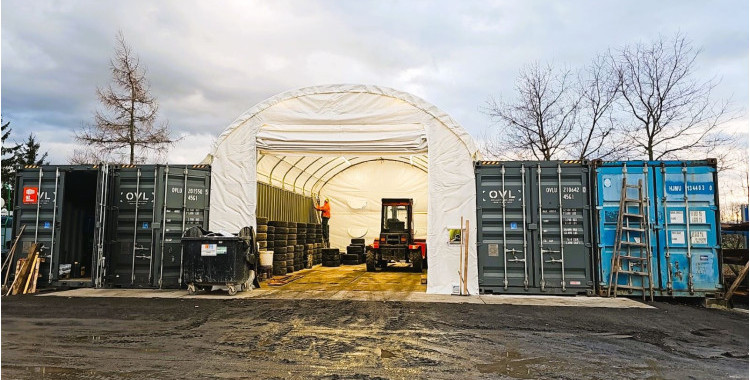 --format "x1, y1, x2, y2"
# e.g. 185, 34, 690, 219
621, 227, 645, 232
624, 184, 641, 189
616, 270, 650, 276
616, 255, 649, 261
614, 284, 650, 290
622, 198, 644, 203
622, 213, 644, 218
620, 241, 647, 247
